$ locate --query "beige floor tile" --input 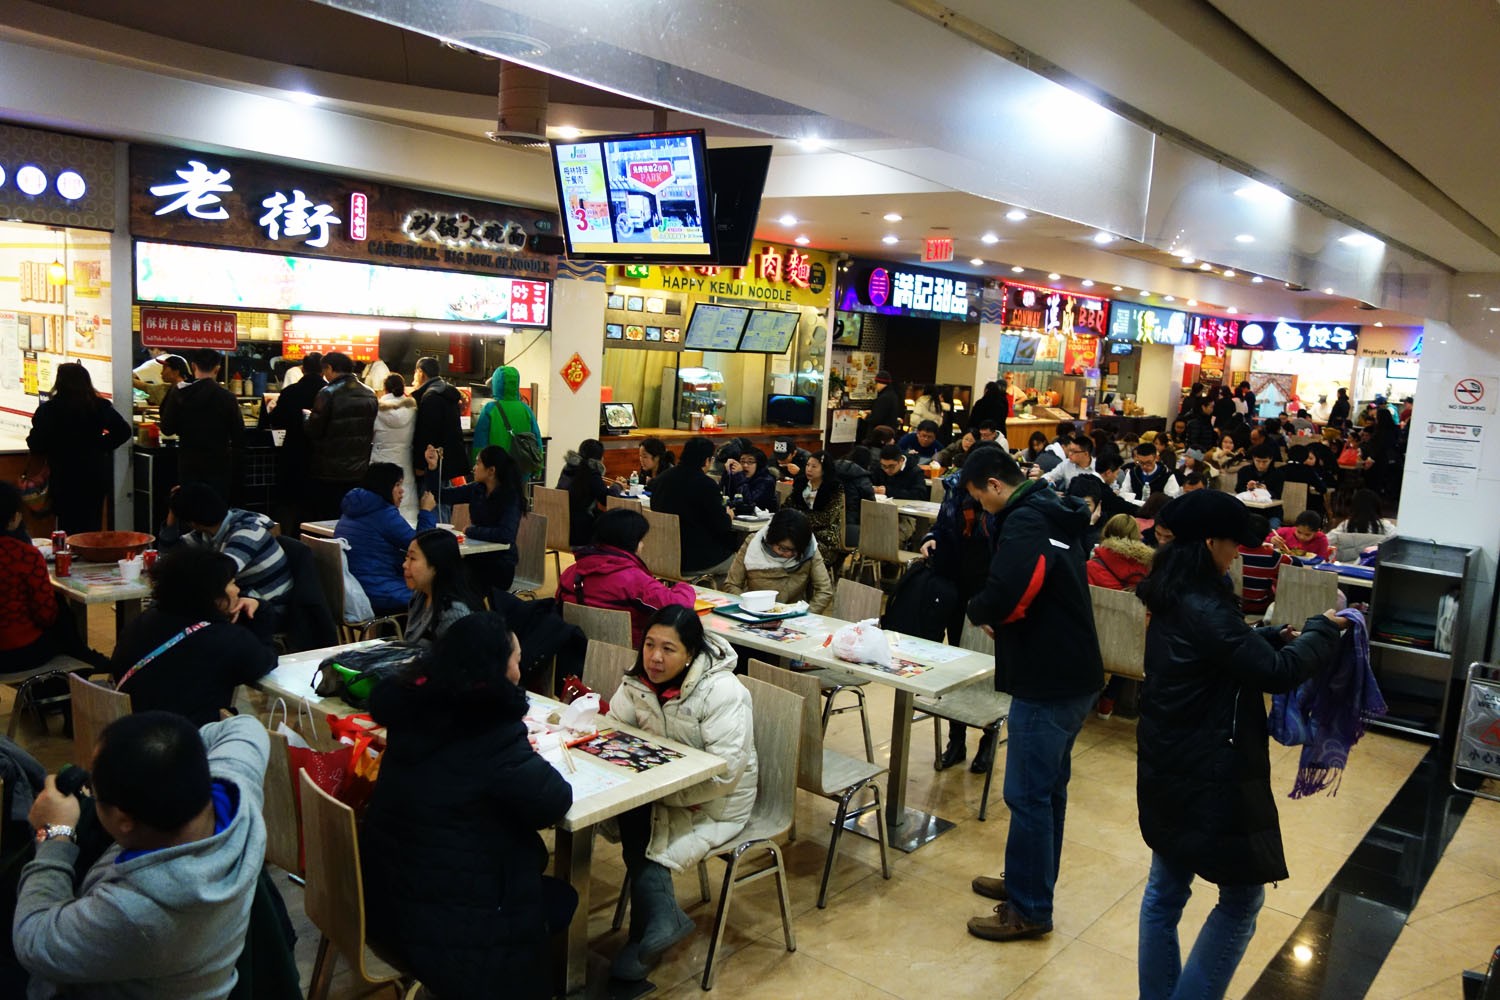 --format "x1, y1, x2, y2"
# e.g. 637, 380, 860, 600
1365, 920, 1492, 1000
1397, 975, 1474, 1000
1408, 856, 1500, 923
1259, 841, 1350, 917
653, 935, 899, 1000
1006, 938, 1136, 999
